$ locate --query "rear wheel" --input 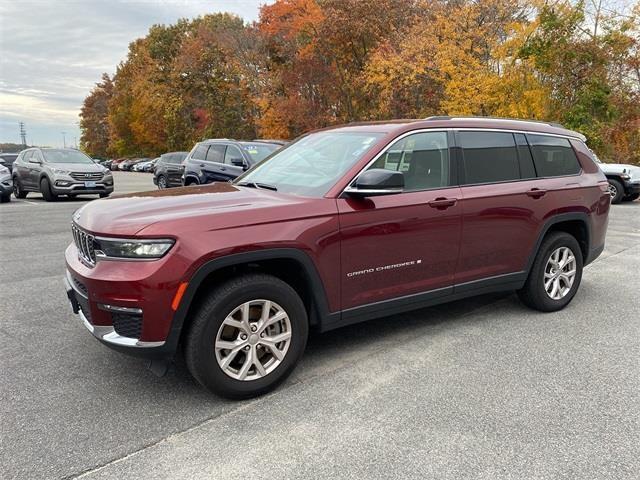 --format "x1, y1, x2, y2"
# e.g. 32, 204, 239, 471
40, 177, 57, 202
607, 179, 624, 204
518, 231, 583, 312
13, 178, 27, 198
185, 274, 308, 399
